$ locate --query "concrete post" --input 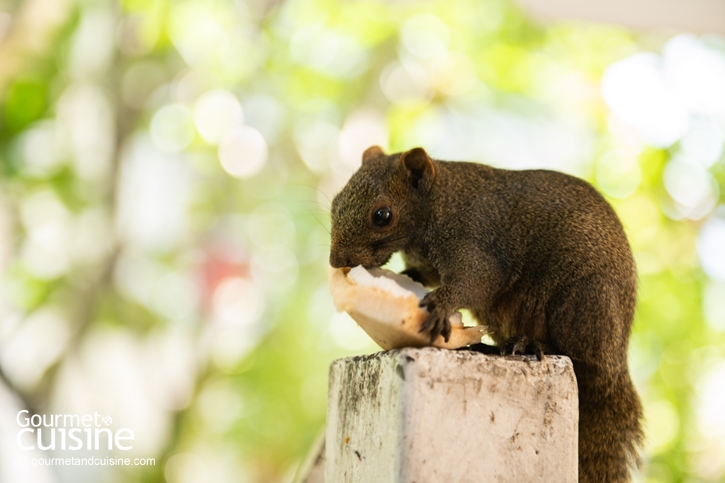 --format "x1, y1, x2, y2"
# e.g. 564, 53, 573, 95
326, 347, 578, 483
